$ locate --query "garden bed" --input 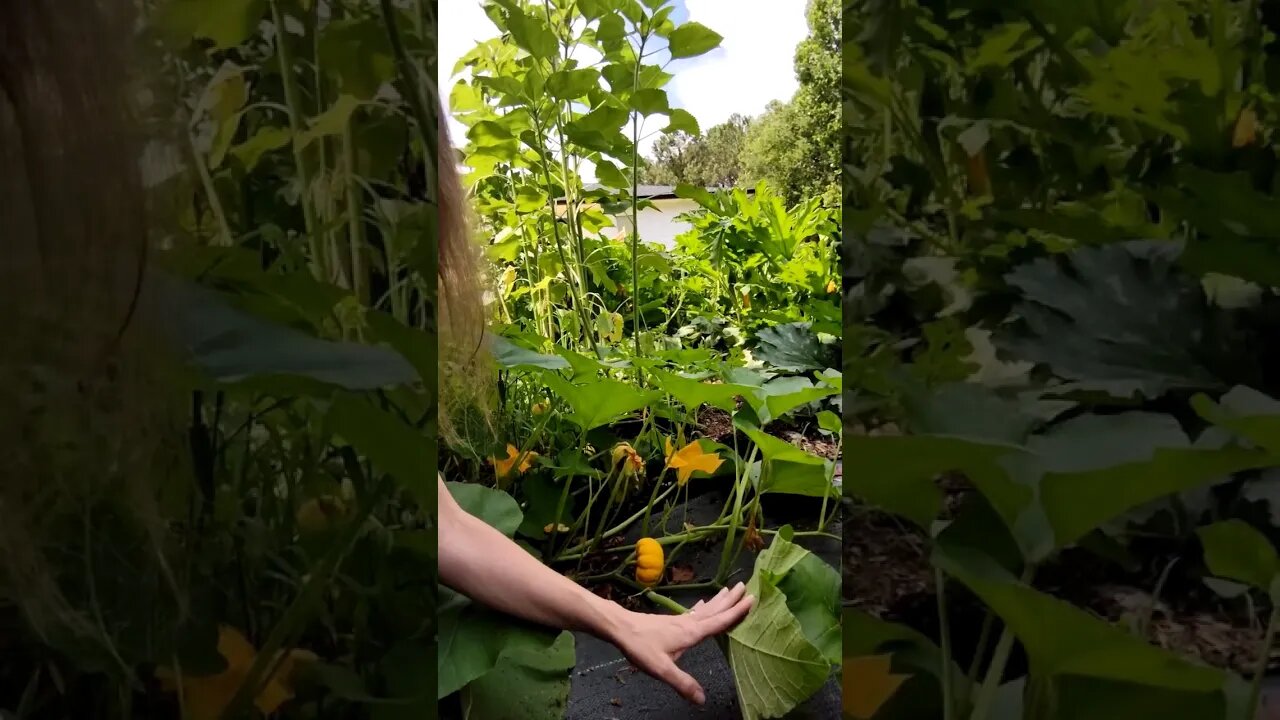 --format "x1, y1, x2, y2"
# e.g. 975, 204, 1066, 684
566, 487, 842, 719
